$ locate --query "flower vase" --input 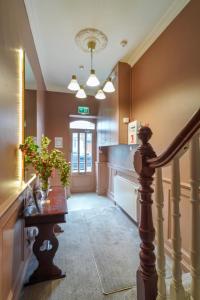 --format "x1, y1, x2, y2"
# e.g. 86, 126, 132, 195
64, 186, 67, 199
40, 178, 49, 203
41, 189, 48, 202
